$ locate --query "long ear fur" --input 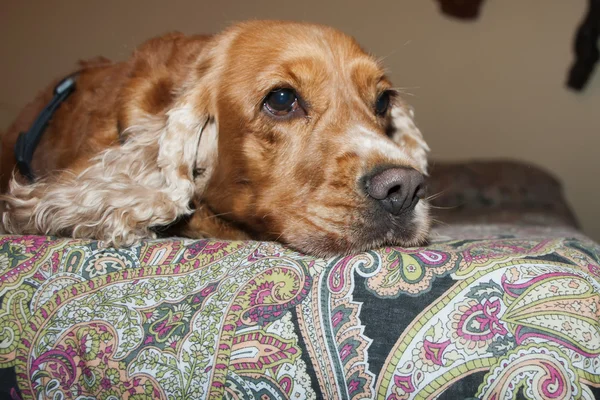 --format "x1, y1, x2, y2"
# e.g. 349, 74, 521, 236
389, 100, 430, 174
0, 94, 217, 247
